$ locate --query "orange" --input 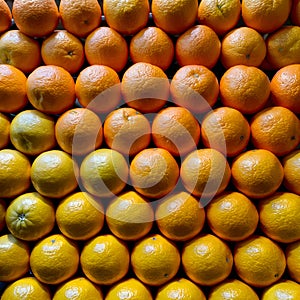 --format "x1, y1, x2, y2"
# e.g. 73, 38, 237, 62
180, 148, 231, 198
56, 192, 104, 241
129, 26, 174, 71
286, 240, 300, 283
80, 148, 128, 198
291, 0, 300, 25
41, 30, 85, 75
151, 0, 198, 35
0, 234, 30, 282
121, 62, 169, 113
270, 64, 300, 114
155, 191, 206, 242
175, 25, 221, 68
12, 0, 59, 38
266, 26, 300, 69
106, 278, 152, 300
201, 107, 250, 157
30, 234, 79, 285
85, 27, 128, 72
26, 65, 76, 115
262, 280, 300, 300
197, 0, 241, 36
231, 149, 284, 199
1, 277, 51, 300
0, 112, 10, 149
53, 277, 103, 300
0, 0, 12, 33
220, 65, 270, 114
31, 150, 79, 199
0, 30, 41, 73
283, 149, 300, 195
80, 234, 130, 285
250, 106, 300, 156
106, 191, 154, 241
59, 0, 101, 38
103, 107, 151, 156
75, 65, 121, 114
220, 27, 266, 68
206, 191, 259, 242
234, 235, 286, 288
209, 279, 259, 300
0, 199, 5, 232
10, 109, 56, 156
131, 234, 180, 286
259, 192, 300, 243
182, 233, 233, 286
170, 65, 219, 114
241, 0, 292, 33
5, 192, 55, 241
103, 0, 149, 35
0, 149, 31, 199
129, 148, 179, 199
0, 64, 27, 113
55, 108, 103, 156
